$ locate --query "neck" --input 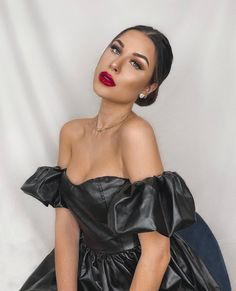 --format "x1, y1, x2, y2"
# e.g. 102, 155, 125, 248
95, 99, 134, 129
